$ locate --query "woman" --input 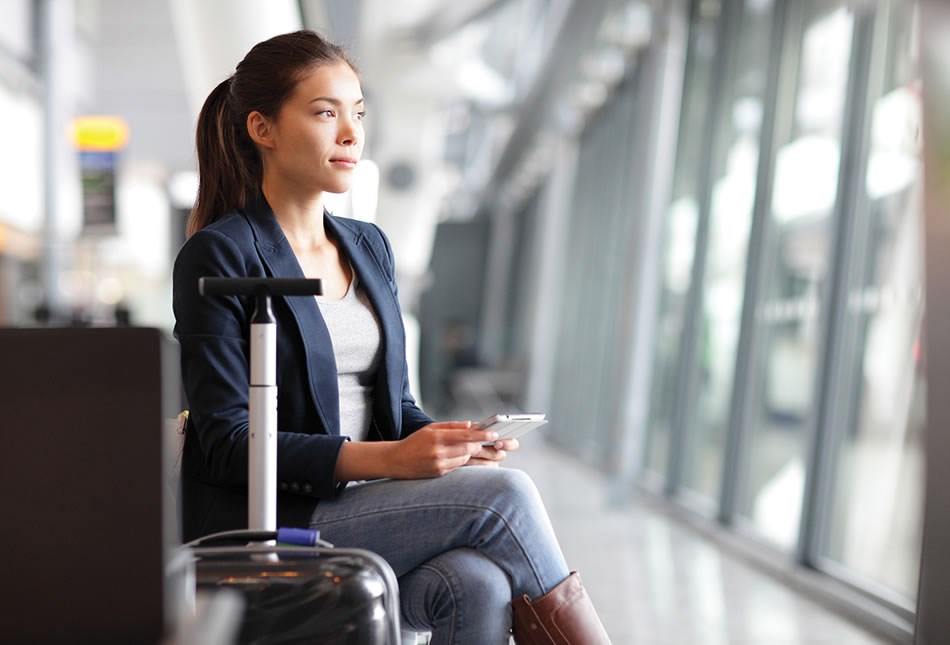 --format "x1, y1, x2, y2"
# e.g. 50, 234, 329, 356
173, 29, 610, 644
